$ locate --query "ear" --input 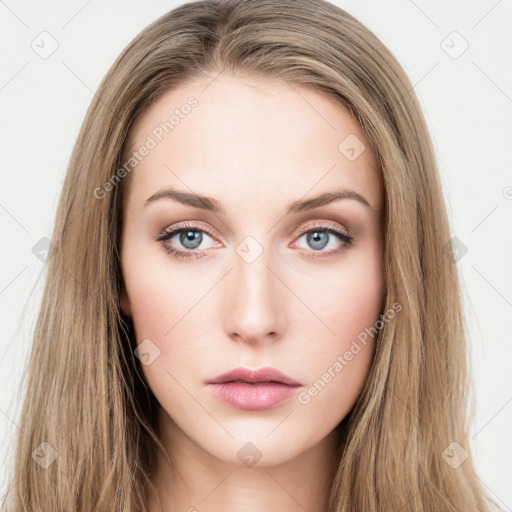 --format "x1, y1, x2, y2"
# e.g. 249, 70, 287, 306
120, 287, 132, 317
